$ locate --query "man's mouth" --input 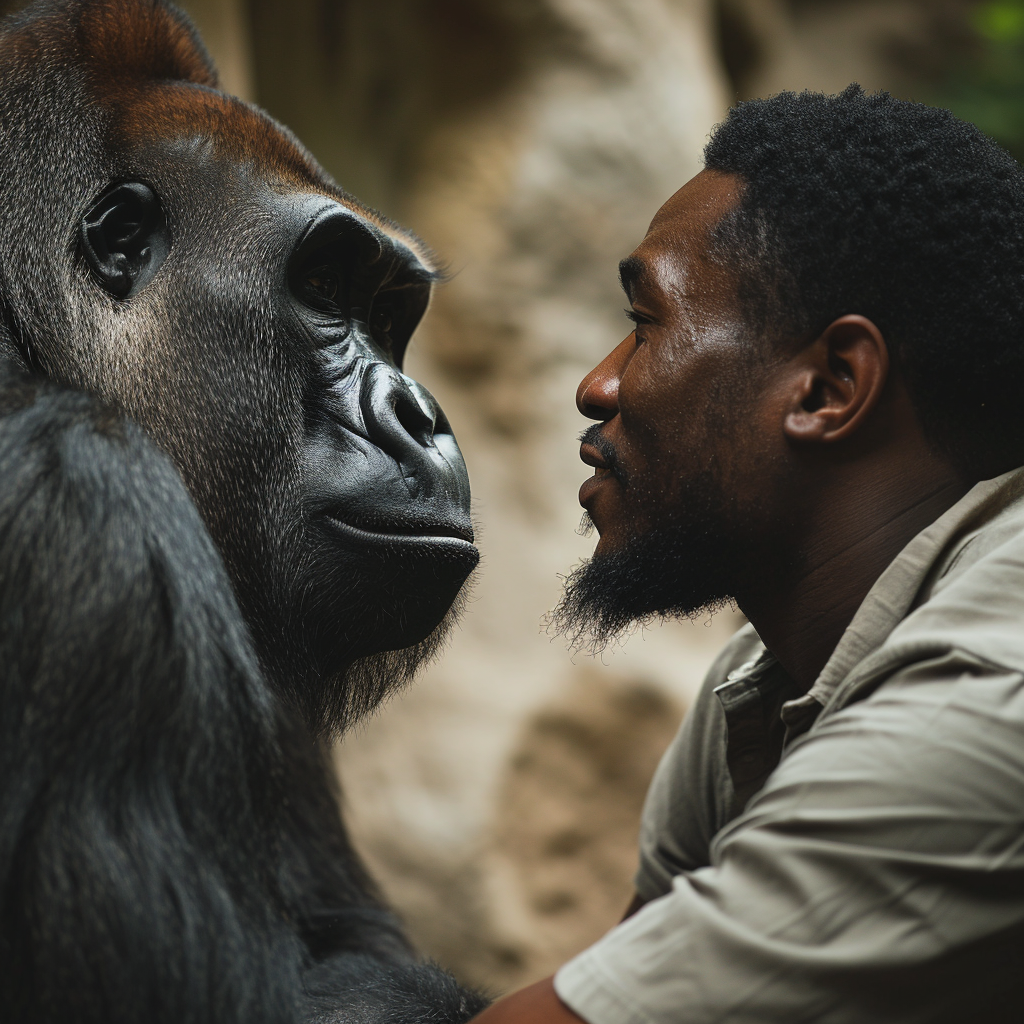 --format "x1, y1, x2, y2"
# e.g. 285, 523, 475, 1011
580, 442, 610, 472
578, 428, 627, 516
578, 425, 627, 488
